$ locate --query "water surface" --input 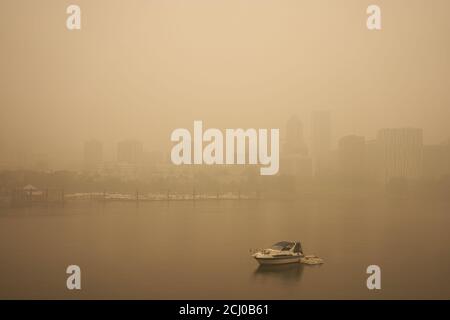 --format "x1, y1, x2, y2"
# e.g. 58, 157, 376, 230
0, 197, 449, 299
